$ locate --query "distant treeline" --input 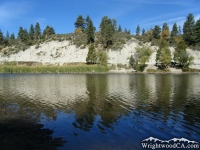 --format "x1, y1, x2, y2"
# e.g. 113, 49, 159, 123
1, 13, 199, 50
